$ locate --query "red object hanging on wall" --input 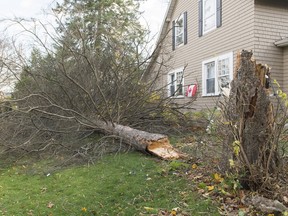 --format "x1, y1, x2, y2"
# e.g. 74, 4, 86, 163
186, 84, 198, 97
